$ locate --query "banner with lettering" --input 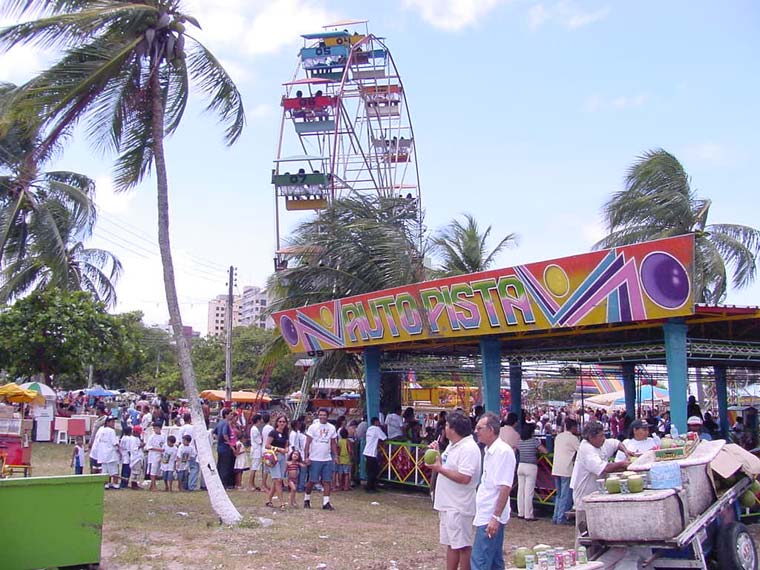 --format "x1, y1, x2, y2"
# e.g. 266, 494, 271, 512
274, 235, 695, 353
